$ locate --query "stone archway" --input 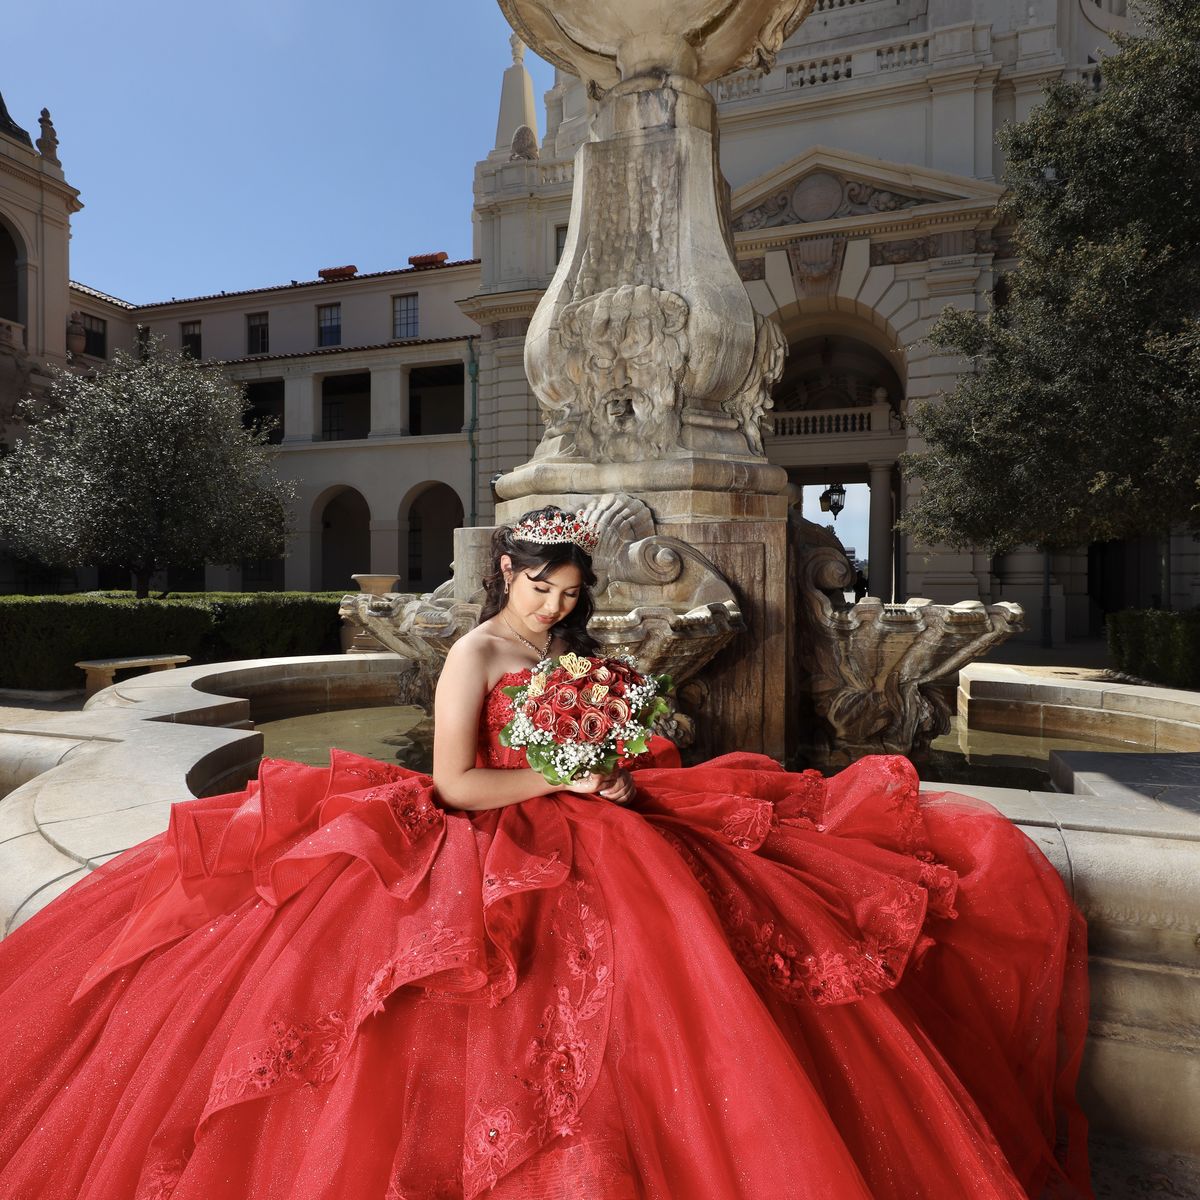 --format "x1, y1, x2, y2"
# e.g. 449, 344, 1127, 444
764, 317, 908, 601
773, 331, 905, 423
0, 213, 25, 327
398, 482, 464, 592
316, 486, 371, 591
